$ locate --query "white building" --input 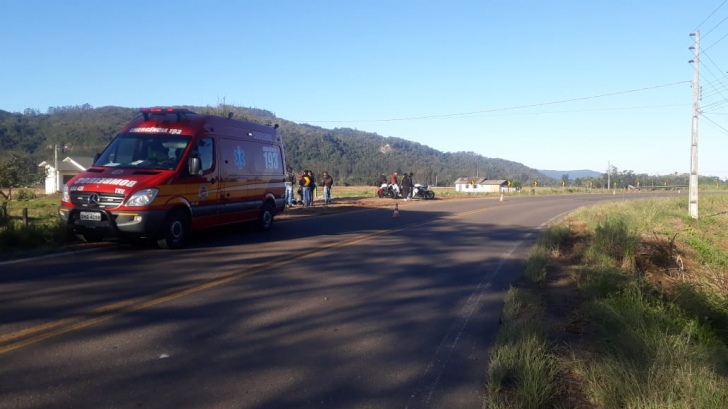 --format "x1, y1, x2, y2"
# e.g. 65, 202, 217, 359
454, 177, 509, 193
38, 156, 94, 194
